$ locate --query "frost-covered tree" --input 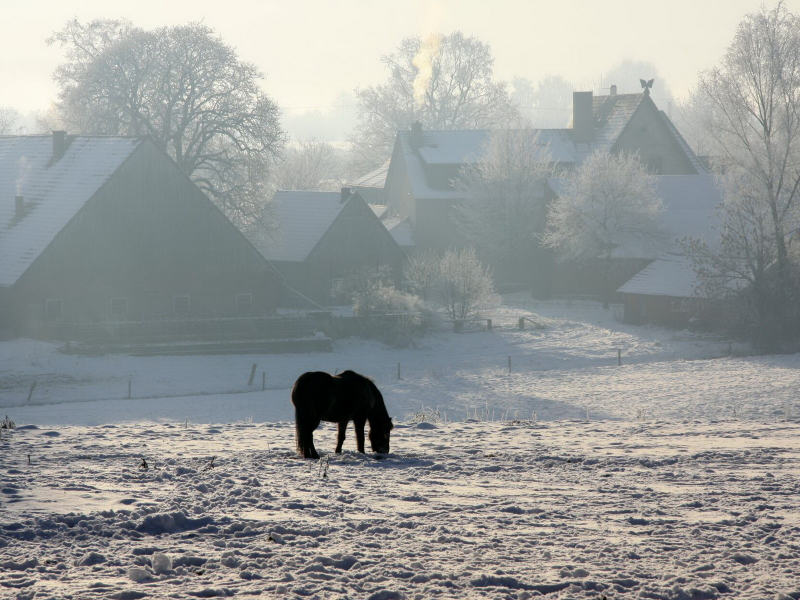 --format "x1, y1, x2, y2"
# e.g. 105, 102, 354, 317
0, 107, 19, 134
351, 32, 517, 170
272, 139, 345, 192
403, 249, 440, 302
435, 248, 499, 321
543, 149, 666, 308
455, 127, 555, 284
684, 3, 800, 342
48, 19, 286, 229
